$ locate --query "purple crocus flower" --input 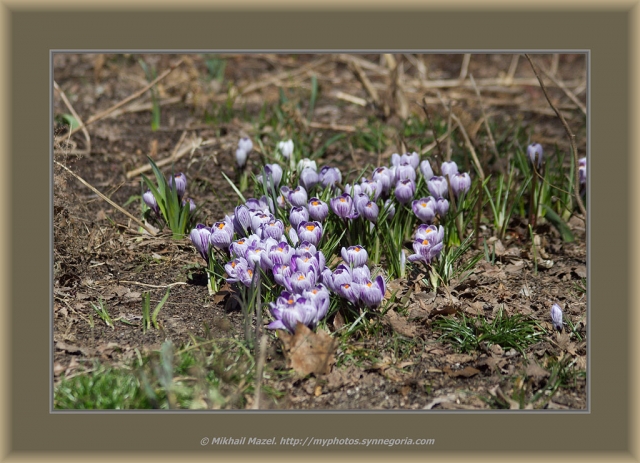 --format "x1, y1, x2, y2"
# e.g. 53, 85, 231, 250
330, 193, 355, 219
225, 257, 249, 283
412, 197, 437, 223
440, 161, 458, 180
245, 243, 269, 270
250, 211, 273, 235
236, 148, 248, 168
295, 241, 317, 257
303, 285, 331, 323
527, 143, 544, 169
210, 221, 234, 249
280, 299, 318, 333
372, 166, 395, 194
337, 282, 361, 304
288, 228, 299, 246
273, 263, 294, 287
143, 190, 160, 215
287, 186, 308, 208
307, 198, 329, 222
394, 179, 416, 204
343, 183, 362, 197
352, 264, 371, 284
297, 221, 323, 246
360, 178, 383, 201
319, 166, 342, 189
299, 167, 319, 191
232, 204, 252, 237
238, 137, 253, 154
263, 163, 283, 188
551, 303, 563, 332
392, 152, 420, 169
450, 172, 471, 197
262, 241, 294, 268
395, 163, 417, 182
289, 206, 309, 230
237, 266, 257, 287
427, 176, 449, 199
260, 219, 285, 241
182, 198, 196, 212
408, 239, 443, 264
190, 225, 212, 262
359, 275, 386, 308
420, 160, 434, 180
578, 157, 586, 185
292, 252, 321, 275
229, 236, 251, 259
436, 198, 449, 217
168, 173, 187, 200
286, 270, 317, 294
383, 199, 396, 219
354, 193, 371, 215
330, 263, 353, 289
341, 245, 369, 268
361, 200, 380, 224
415, 224, 444, 246
245, 197, 270, 213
